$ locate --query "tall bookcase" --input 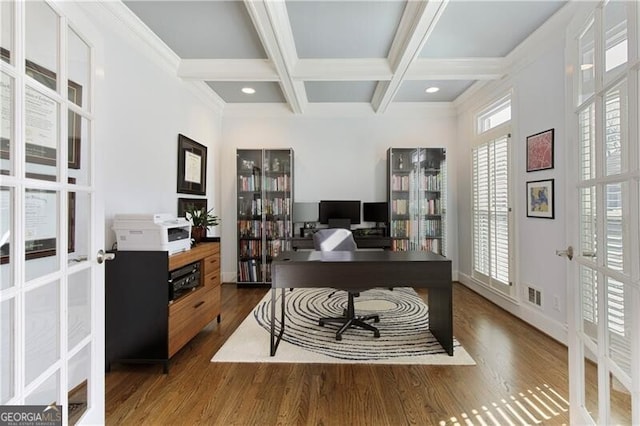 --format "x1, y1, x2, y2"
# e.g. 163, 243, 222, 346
387, 148, 446, 255
236, 149, 293, 285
